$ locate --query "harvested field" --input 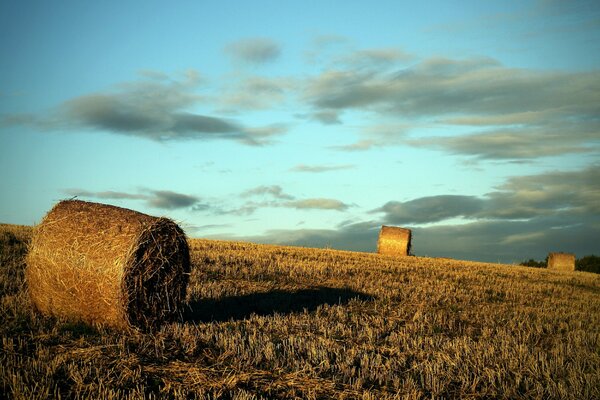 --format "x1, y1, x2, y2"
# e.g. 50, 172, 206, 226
1, 224, 599, 399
